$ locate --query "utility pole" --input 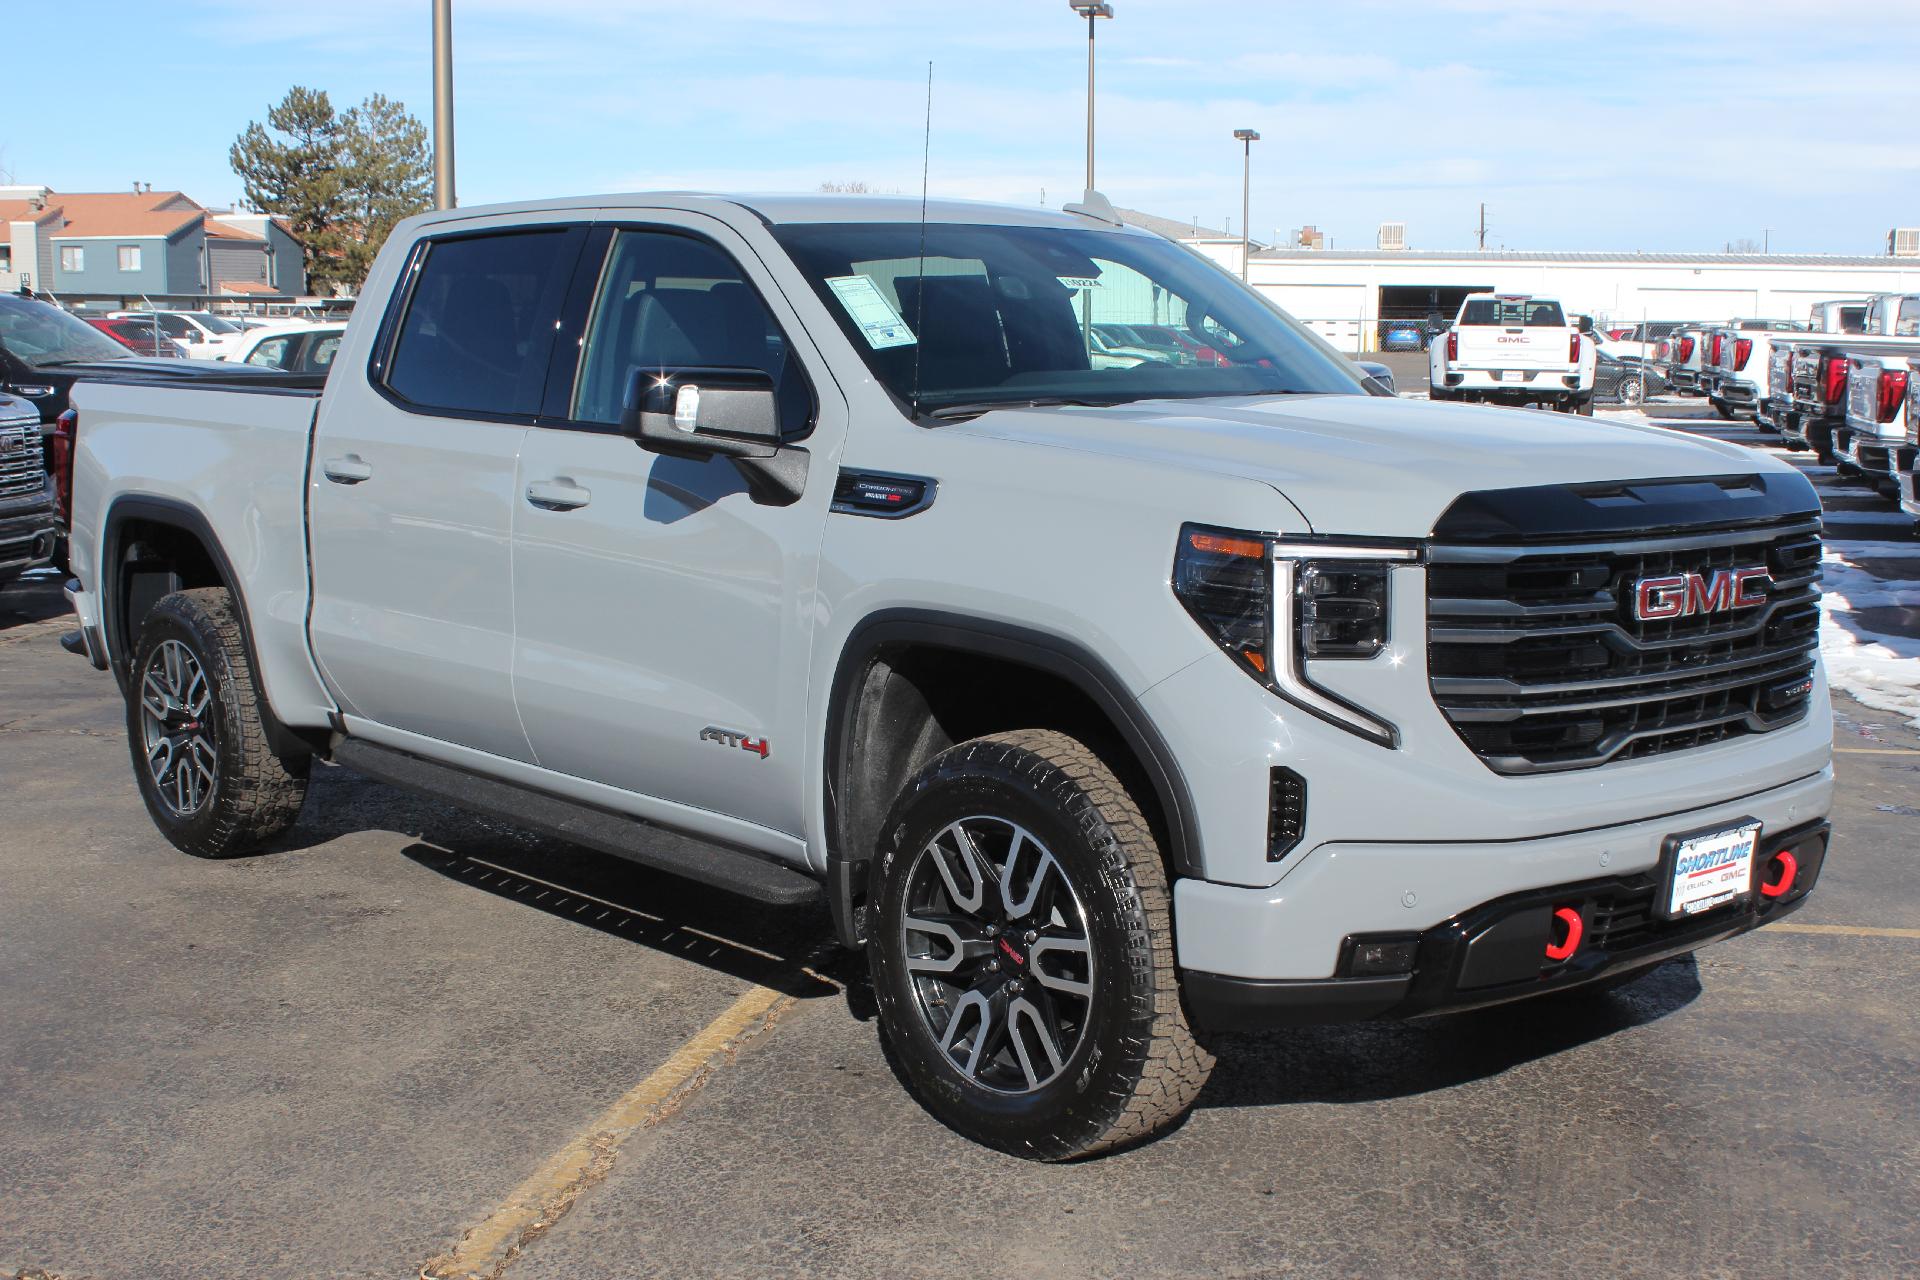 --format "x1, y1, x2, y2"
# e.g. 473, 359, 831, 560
432, 0, 456, 210
1234, 128, 1260, 282
1477, 202, 1486, 251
